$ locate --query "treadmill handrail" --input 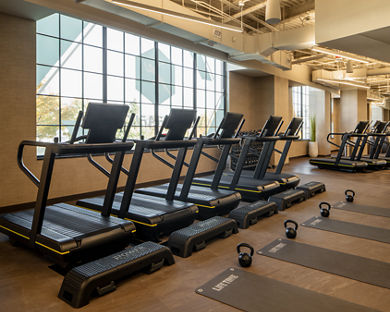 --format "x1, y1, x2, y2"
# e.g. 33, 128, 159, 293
17, 140, 135, 187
